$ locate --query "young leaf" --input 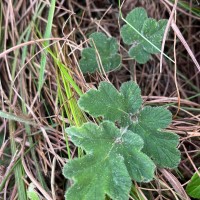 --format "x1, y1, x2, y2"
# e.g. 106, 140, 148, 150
79, 32, 121, 73
121, 7, 167, 64
129, 106, 180, 168
63, 121, 155, 200
186, 170, 200, 198
78, 81, 142, 126
27, 183, 40, 200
